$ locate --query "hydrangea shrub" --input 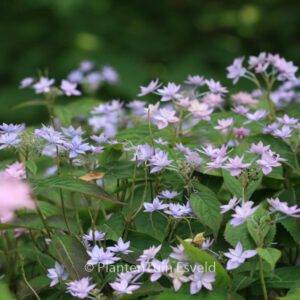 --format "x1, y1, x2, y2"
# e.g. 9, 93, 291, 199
1, 55, 300, 299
